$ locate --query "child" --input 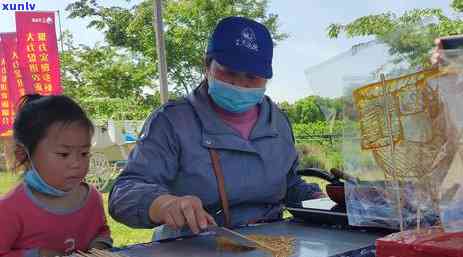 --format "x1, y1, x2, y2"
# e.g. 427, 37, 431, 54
0, 95, 112, 257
